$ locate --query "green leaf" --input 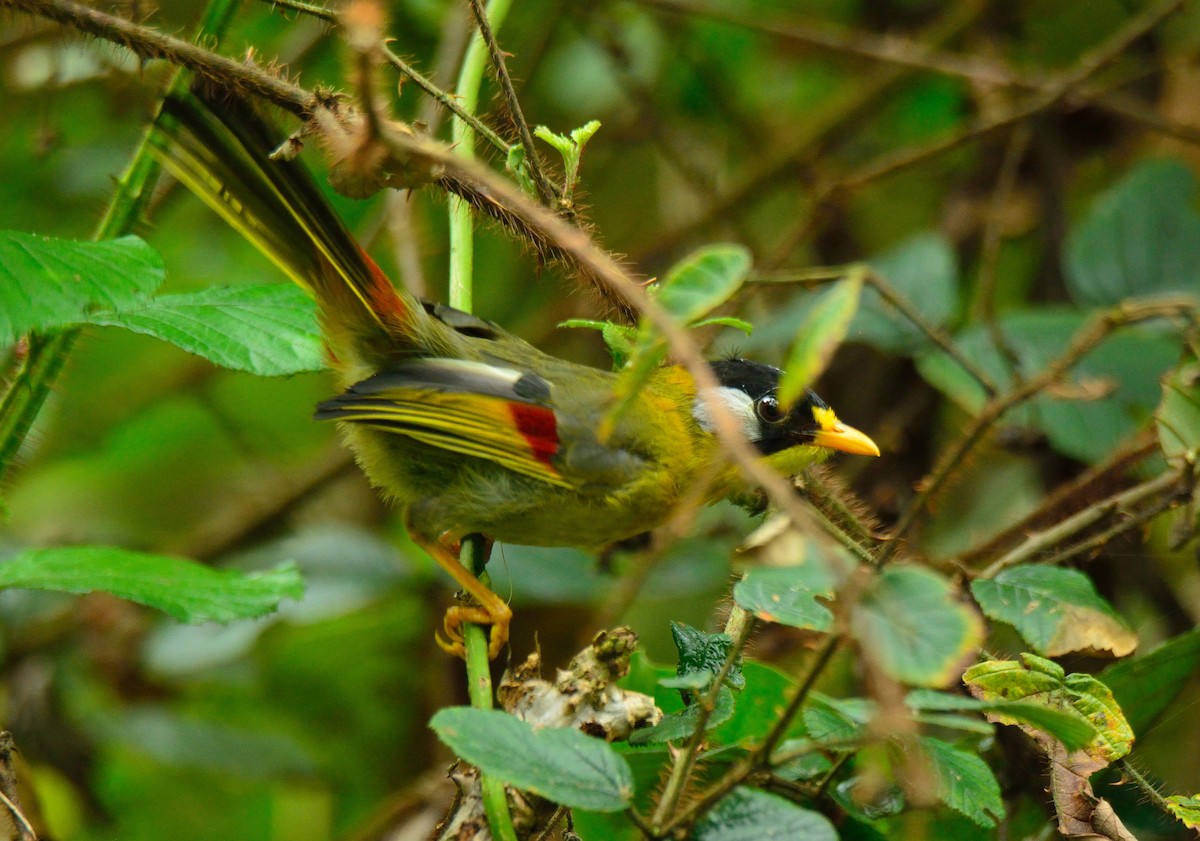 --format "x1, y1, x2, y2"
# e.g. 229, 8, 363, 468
712, 661, 795, 745
1166, 794, 1200, 830
0, 231, 164, 345
971, 566, 1137, 657
87, 284, 324, 376
0, 546, 304, 623
429, 707, 633, 811
963, 653, 1130, 763
652, 244, 752, 325
773, 746, 833, 781
1156, 347, 1200, 465
852, 566, 983, 687
1102, 627, 1200, 737
860, 233, 960, 353
1064, 159, 1200, 306
627, 686, 734, 745
920, 736, 1005, 828
916, 309, 1180, 463
671, 621, 745, 690
693, 788, 837, 841
602, 322, 638, 368
803, 693, 871, 744
778, 273, 862, 406
733, 564, 835, 631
